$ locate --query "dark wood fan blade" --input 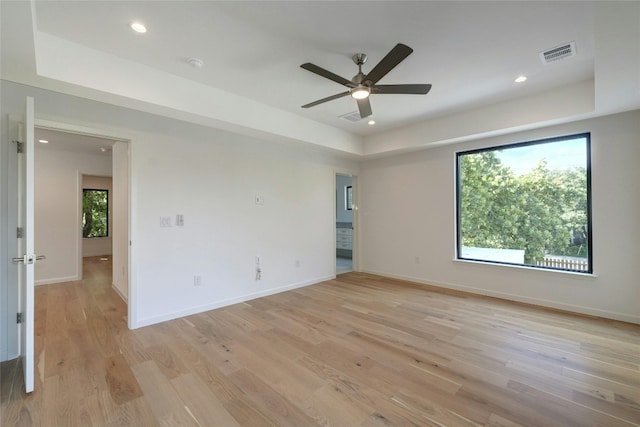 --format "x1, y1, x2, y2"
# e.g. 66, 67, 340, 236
357, 97, 372, 118
372, 84, 432, 95
300, 63, 353, 87
301, 91, 350, 108
364, 43, 413, 85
